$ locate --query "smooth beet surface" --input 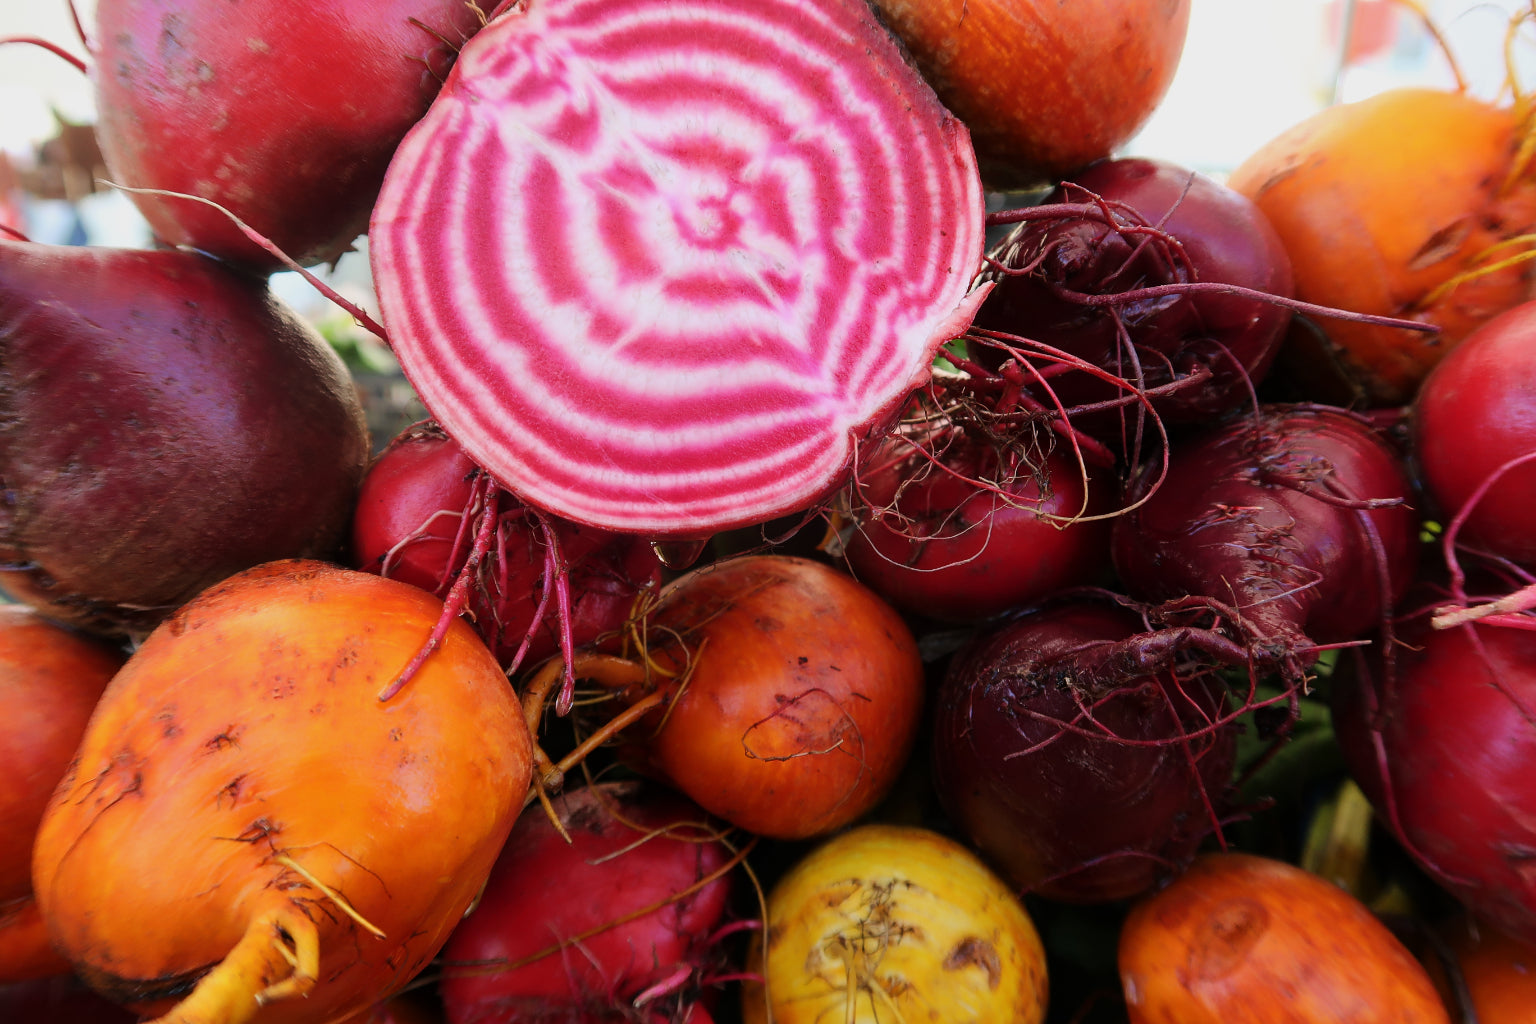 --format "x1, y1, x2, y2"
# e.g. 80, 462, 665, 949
1414, 298, 1536, 566
932, 598, 1241, 903
1112, 404, 1418, 647
440, 782, 735, 1024
974, 157, 1293, 434
92, 0, 486, 268
0, 240, 369, 636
